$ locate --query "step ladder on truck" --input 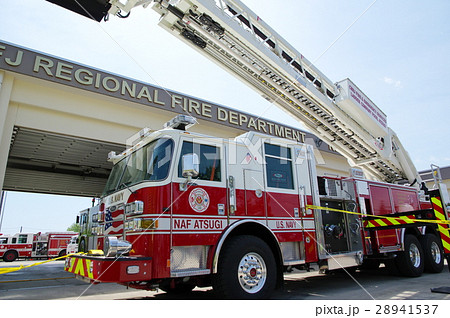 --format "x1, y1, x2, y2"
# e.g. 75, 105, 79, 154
45, 0, 450, 299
